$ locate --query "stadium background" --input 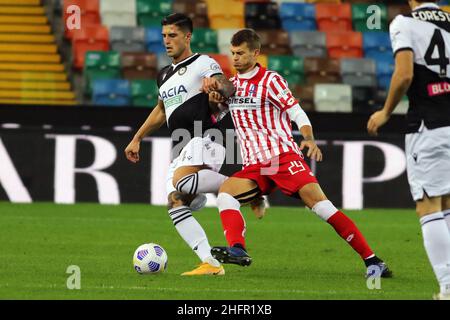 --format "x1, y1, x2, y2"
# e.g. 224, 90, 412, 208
2, 0, 442, 209
0, 0, 448, 301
